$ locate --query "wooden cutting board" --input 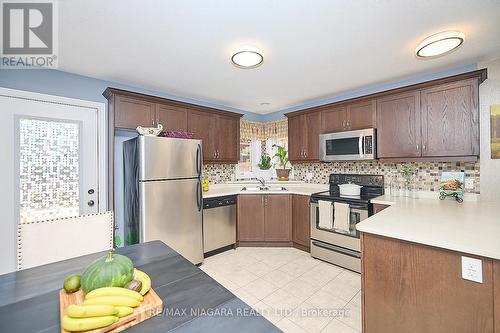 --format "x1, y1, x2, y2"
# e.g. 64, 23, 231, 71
59, 288, 163, 333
